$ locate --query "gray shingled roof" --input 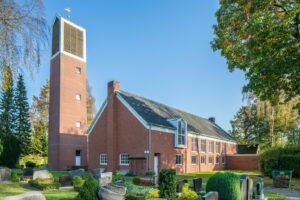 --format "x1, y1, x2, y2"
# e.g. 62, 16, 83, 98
117, 90, 236, 142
